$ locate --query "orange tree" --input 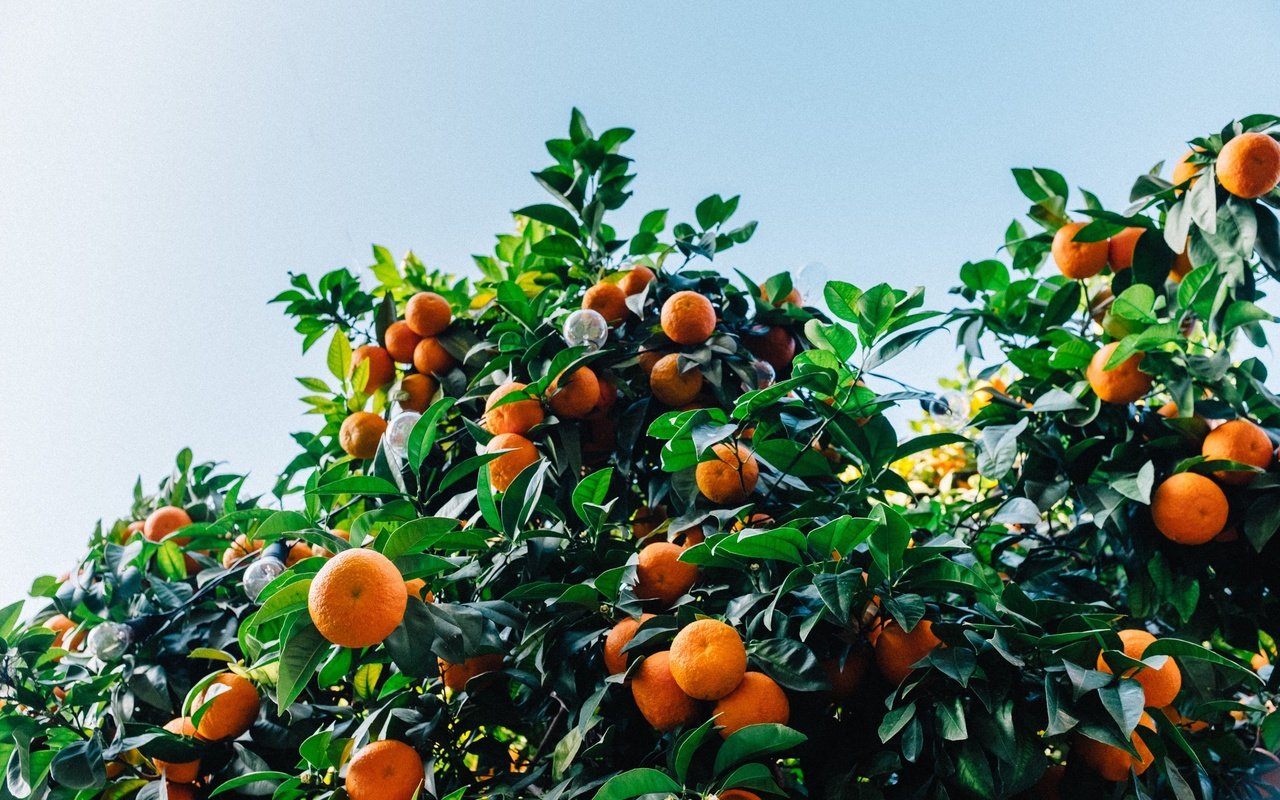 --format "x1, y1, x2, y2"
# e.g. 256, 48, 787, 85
0, 111, 1276, 800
